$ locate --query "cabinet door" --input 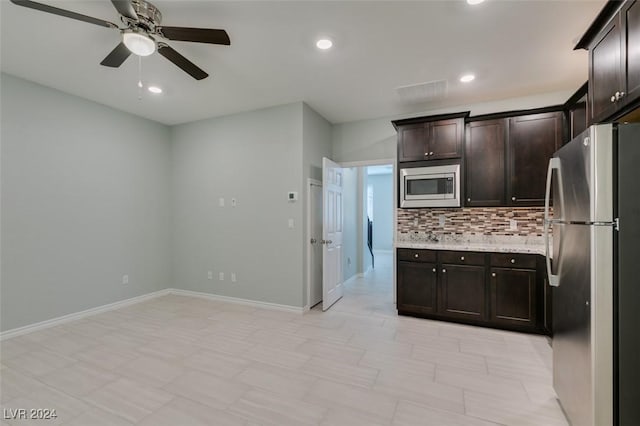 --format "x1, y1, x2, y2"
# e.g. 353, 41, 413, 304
438, 264, 486, 321
465, 120, 506, 206
490, 268, 537, 327
623, 0, 640, 106
398, 123, 429, 162
397, 261, 438, 314
429, 119, 463, 160
589, 16, 622, 122
507, 112, 562, 206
